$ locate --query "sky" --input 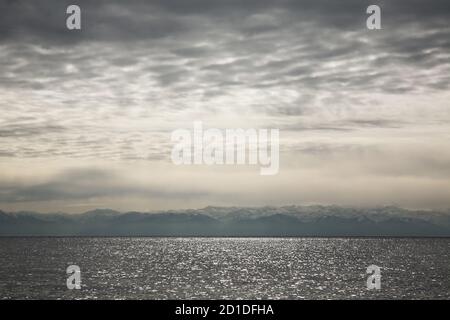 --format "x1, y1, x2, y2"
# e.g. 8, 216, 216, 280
0, 0, 450, 213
